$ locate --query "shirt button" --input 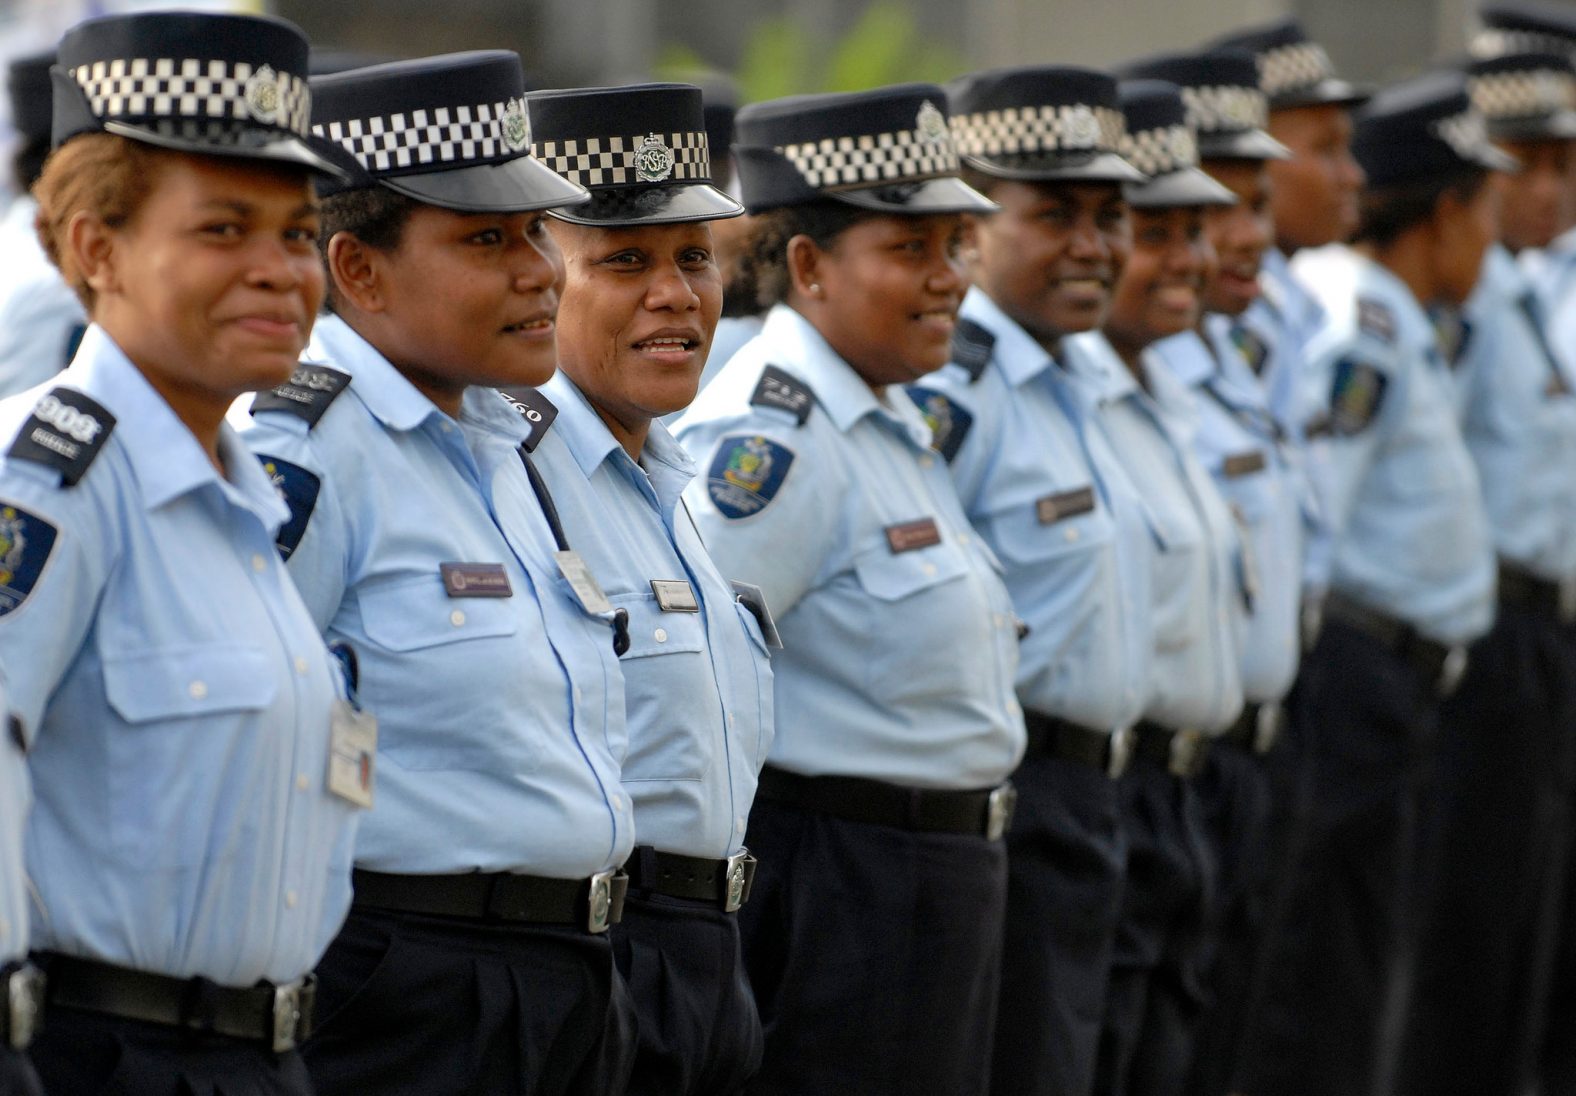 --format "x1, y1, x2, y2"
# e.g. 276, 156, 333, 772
727, 712, 736, 727
919, 455, 934, 469
251, 553, 267, 573
294, 656, 310, 676
284, 890, 299, 909
654, 628, 668, 643
922, 563, 937, 577
736, 816, 747, 833
450, 609, 466, 627
573, 686, 583, 705
440, 422, 454, 433
1065, 528, 1080, 542
188, 680, 208, 700
296, 773, 310, 791
613, 795, 626, 810
957, 532, 970, 547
